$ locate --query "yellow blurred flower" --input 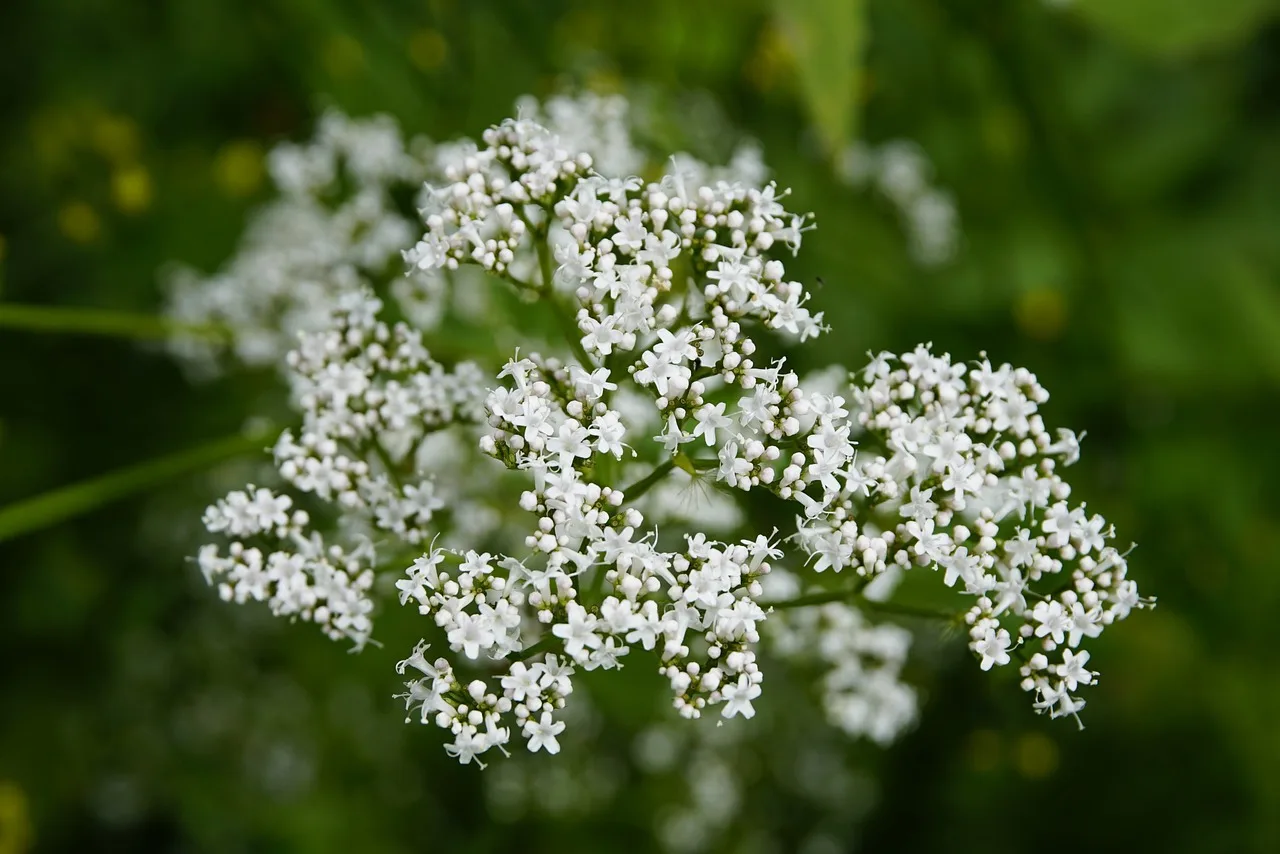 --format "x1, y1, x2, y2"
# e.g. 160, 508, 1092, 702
1014, 286, 1068, 340
90, 113, 141, 164
965, 728, 1002, 773
1014, 731, 1059, 780
744, 23, 791, 93
983, 105, 1027, 162
57, 201, 102, 244
214, 140, 265, 198
0, 781, 32, 854
324, 34, 365, 79
584, 69, 623, 95
112, 164, 153, 214
409, 28, 448, 71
